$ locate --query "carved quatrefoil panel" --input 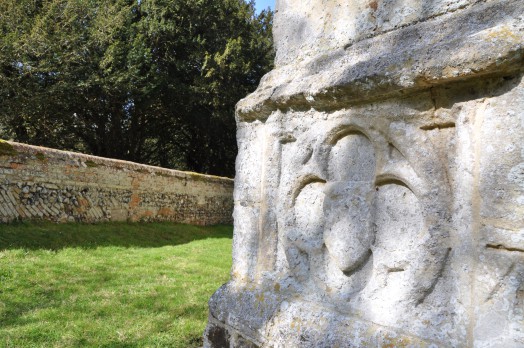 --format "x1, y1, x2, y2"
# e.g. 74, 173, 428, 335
286, 126, 447, 305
